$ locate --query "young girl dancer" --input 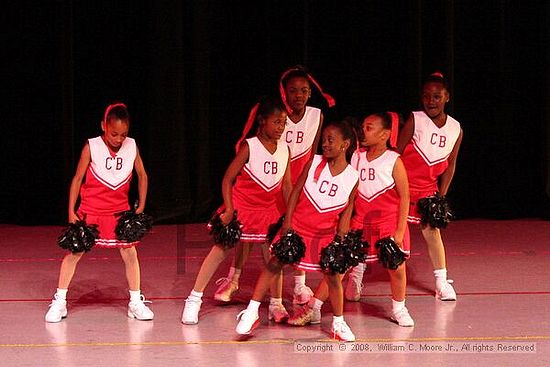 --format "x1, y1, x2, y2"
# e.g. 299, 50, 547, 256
181, 96, 292, 324
235, 120, 359, 342
397, 72, 463, 301
348, 112, 414, 326
45, 103, 154, 322
215, 66, 335, 306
